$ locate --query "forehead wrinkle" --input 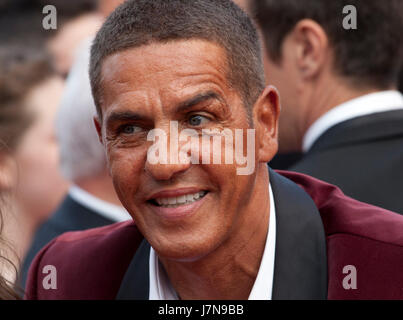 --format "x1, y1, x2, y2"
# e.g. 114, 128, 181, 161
102, 40, 230, 88
163, 69, 232, 103
100, 40, 237, 122
167, 71, 229, 93
102, 63, 227, 116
